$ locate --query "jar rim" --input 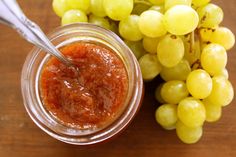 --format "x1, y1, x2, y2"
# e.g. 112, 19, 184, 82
21, 23, 143, 145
